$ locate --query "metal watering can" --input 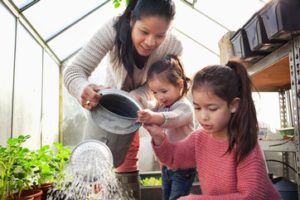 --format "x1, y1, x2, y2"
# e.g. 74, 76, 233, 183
82, 88, 143, 168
